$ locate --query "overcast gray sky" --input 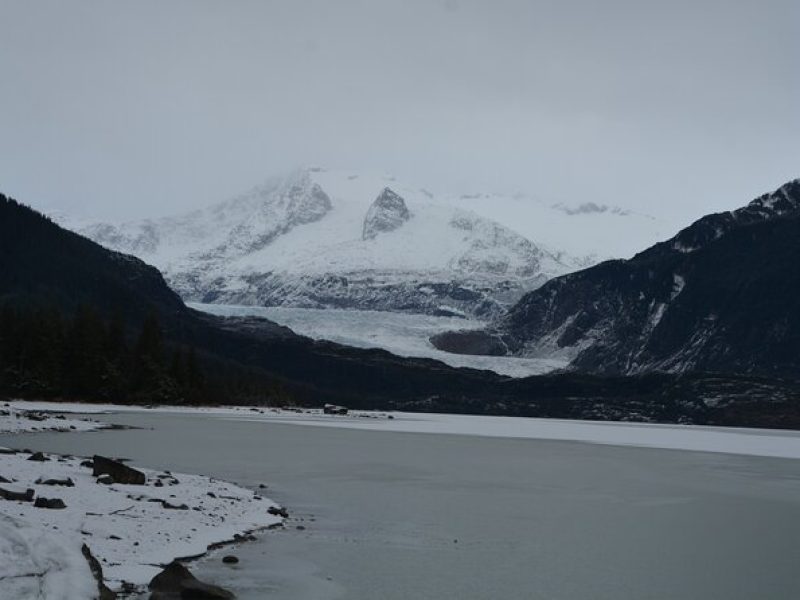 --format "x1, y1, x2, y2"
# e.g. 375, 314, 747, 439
0, 0, 797, 225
